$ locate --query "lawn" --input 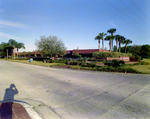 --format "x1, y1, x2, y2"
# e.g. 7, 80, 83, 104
0, 59, 66, 67
131, 58, 150, 74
